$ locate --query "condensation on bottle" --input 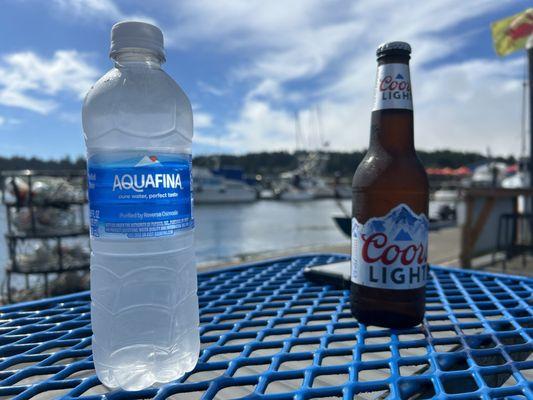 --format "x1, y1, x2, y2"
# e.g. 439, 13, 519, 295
82, 21, 199, 390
